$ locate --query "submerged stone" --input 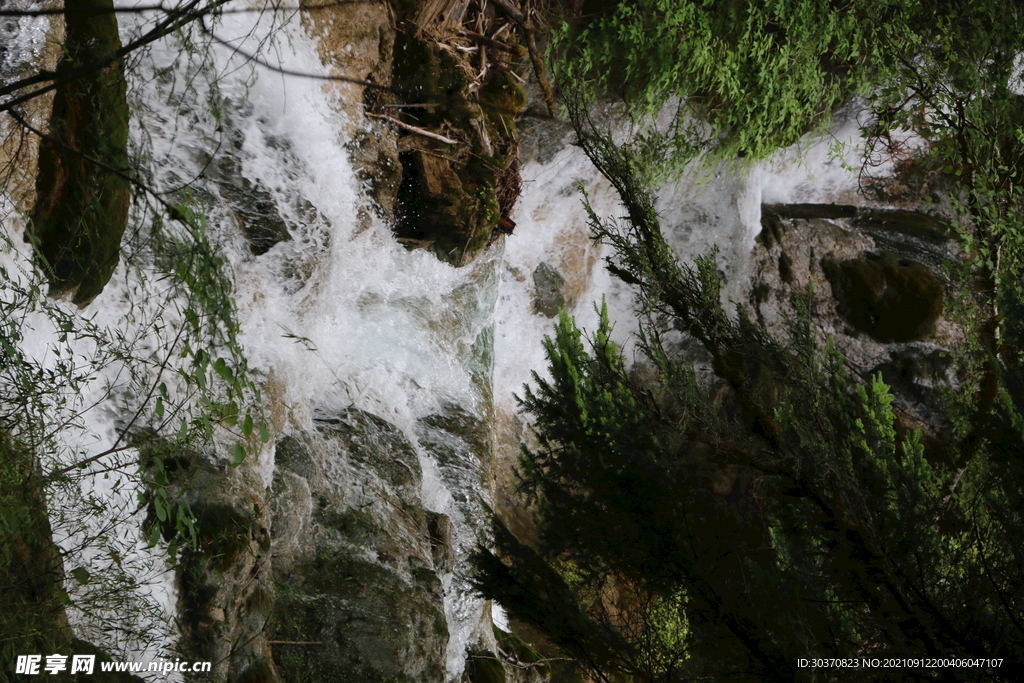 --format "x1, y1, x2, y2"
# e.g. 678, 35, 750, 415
531, 262, 567, 318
